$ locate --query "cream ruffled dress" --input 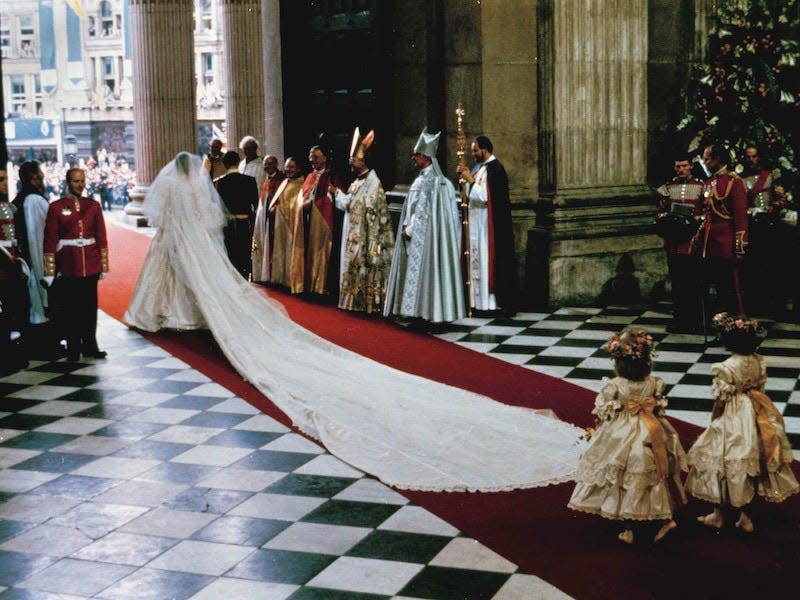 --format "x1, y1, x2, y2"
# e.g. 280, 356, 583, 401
568, 375, 688, 521
686, 354, 799, 507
